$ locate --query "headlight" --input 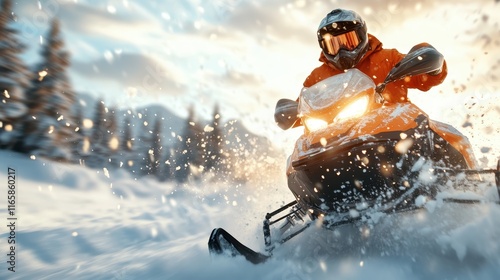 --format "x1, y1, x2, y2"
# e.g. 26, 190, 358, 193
333, 95, 369, 123
304, 117, 328, 132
